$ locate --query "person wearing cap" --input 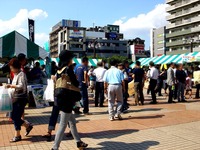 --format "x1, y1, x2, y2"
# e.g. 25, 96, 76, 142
52, 50, 88, 150
149, 61, 159, 104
